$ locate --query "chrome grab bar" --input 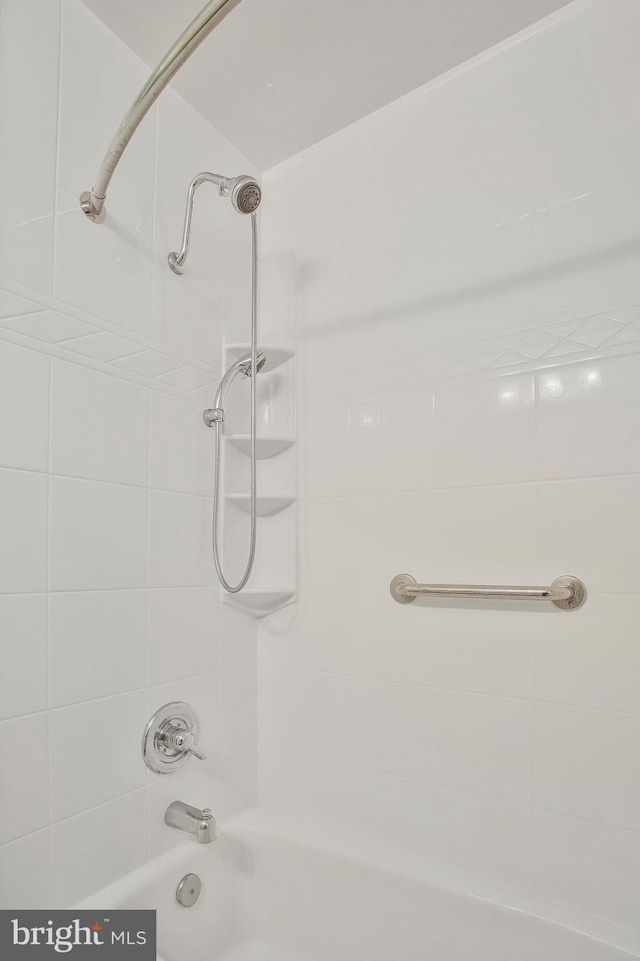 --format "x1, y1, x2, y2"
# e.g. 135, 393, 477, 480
390, 574, 587, 611
80, 0, 238, 223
